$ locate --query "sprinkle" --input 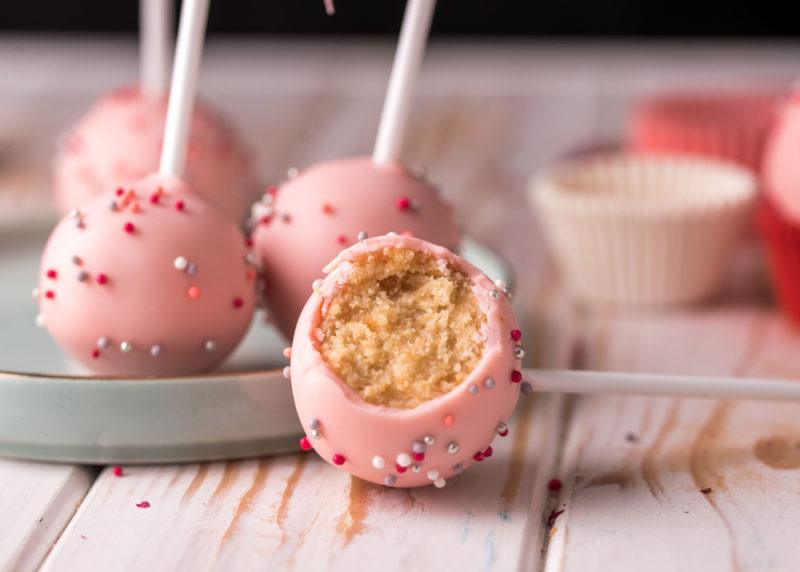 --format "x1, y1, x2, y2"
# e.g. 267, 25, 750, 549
511, 370, 523, 383
511, 329, 522, 342
109, 201, 118, 211
503, 287, 512, 299
433, 478, 446, 488
521, 382, 533, 395
31, 287, 39, 299
423, 435, 435, 446
120, 341, 133, 353
332, 454, 346, 466
149, 193, 160, 204
309, 418, 321, 430
115, 188, 125, 197
71, 256, 82, 265
548, 478, 562, 492
174, 256, 188, 271
282, 347, 292, 359
96, 273, 108, 285
232, 296, 244, 309
396, 453, 412, 468
204, 339, 217, 352
372, 456, 386, 469
322, 203, 335, 215
123, 222, 135, 234
484, 377, 496, 389
46, 269, 58, 279
299, 436, 312, 451
447, 441, 460, 454
175, 200, 185, 211
287, 167, 299, 179
91, 349, 100, 359
494, 278, 507, 290
336, 234, 348, 246
515, 346, 525, 359
245, 252, 257, 265
97, 336, 109, 349
490, 290, 499, 299
150, 344, 161, 357
412, 451, 425, 462
35, 314, 45, 327
44, 290, 55, 300
426, 469, 439, 481
443, 414, 455, 427
468, 383, 478, 395
310, 429, 321, 439
69, 208, 82, 218
396, 196, 411, 210
412, 463, 422, 473
474, 452, 485, 462
357, 231, 368, 242
281, 213, 292, 223
484, 446, 493, 458
130, 202, 142, 214
384, 475, 397, 486
452, 463, 464, 474
395, 464, 407, 474
625, 432, 639, 443
497, 421, 509, 437
113, 466, 124, 477
136, 501, 151, 509
186, 262, 198, 275
282, 366, 291, 379
411, 441, 426, 453
188, 286, 201, 299
77, 271, 89, 282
